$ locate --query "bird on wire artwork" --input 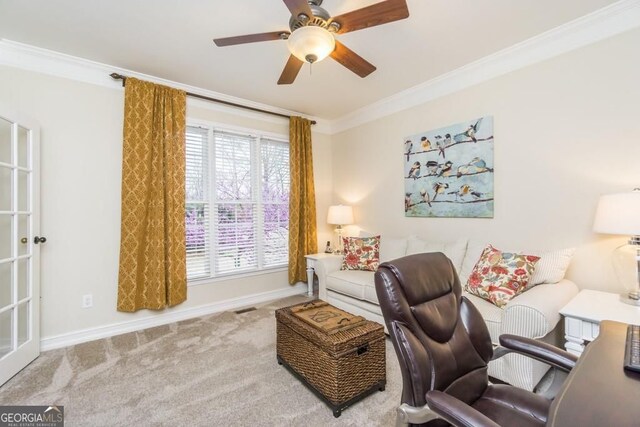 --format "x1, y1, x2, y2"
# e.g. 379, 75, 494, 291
408, 161, 421, 180
449, 184, 483, 201
403, 116, 494, 218
457, 157, 493, 177
404, 140, 413, 162
438, 161, 454, 177
455, 118, 483, 143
